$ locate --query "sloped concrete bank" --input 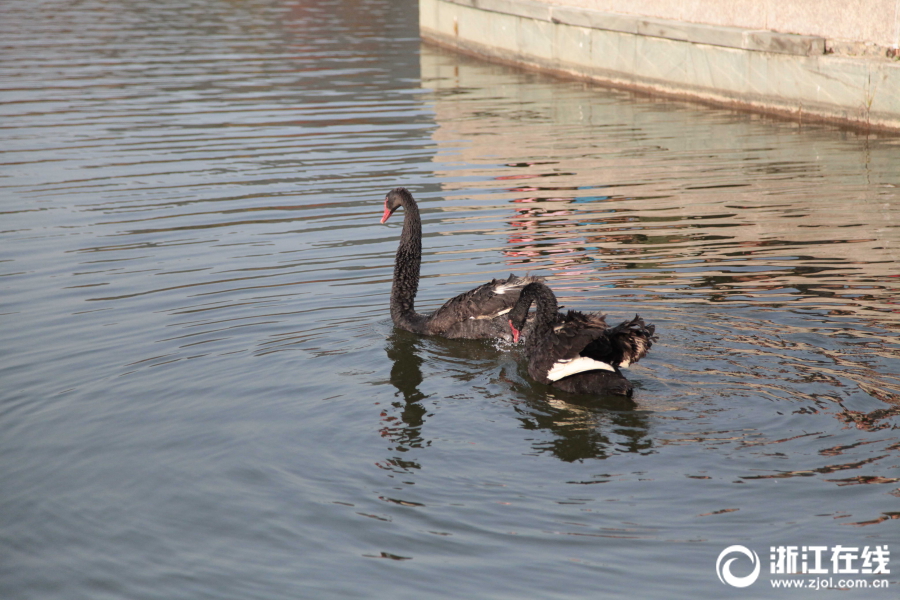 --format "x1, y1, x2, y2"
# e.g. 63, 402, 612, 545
419, 0, 900, 132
